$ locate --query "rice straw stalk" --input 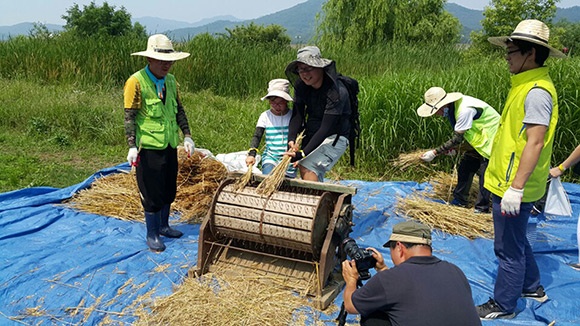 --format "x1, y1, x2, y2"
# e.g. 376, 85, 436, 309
256, 131, 304, 197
